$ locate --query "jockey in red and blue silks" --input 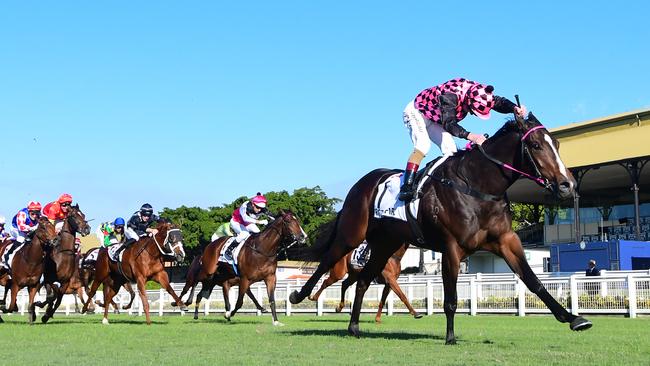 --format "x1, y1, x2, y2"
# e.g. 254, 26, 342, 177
399, 78, 528, 201
224, 193, 274, 261
0, 201, 42, 273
